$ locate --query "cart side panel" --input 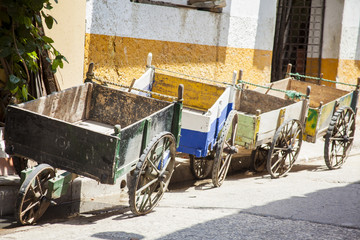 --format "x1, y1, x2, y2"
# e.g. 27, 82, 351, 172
234, 113, 256, 148
153, 73, 226, 111
316, 92, 353, 138
236, 89, 295, 114
290, 79, 349, 108
115, 104, 175, 179
89, 84, 171, 128
16, 83, 91, 123
304, 108, 319, 142
178, 109, 213, 157
256, 101, 303, 145
254, 78, 290, 99
5, 106, 117, 184
131, 68, 153, 96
